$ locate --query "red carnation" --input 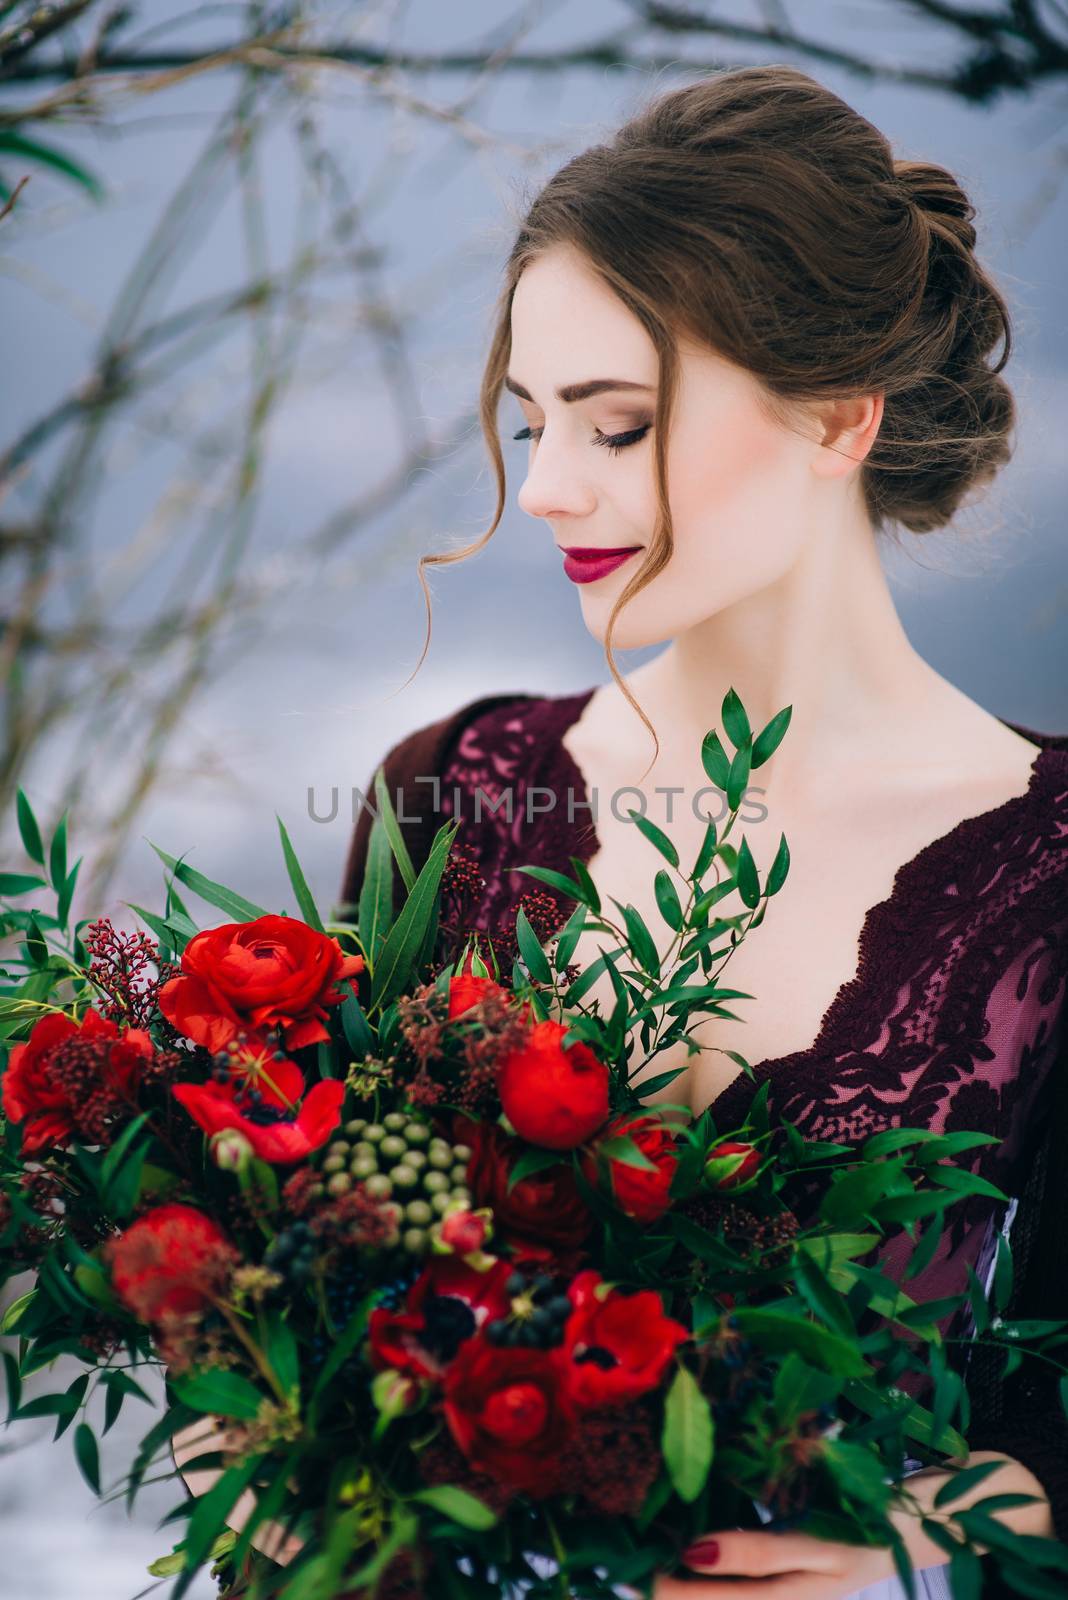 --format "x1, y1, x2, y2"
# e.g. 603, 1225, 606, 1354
172, 1071, 343, 1163
583, 1112, 679, 1224
497, 1021, 610, 1150
443, 1335, 575, 1497
158, 913, 364, 1055
2, 1008, 154, 1155
464, 1121, 593, 1255
103, 1202, 239, 1324
561, 1269, 689, 1409
369, 1255, 513, 1381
